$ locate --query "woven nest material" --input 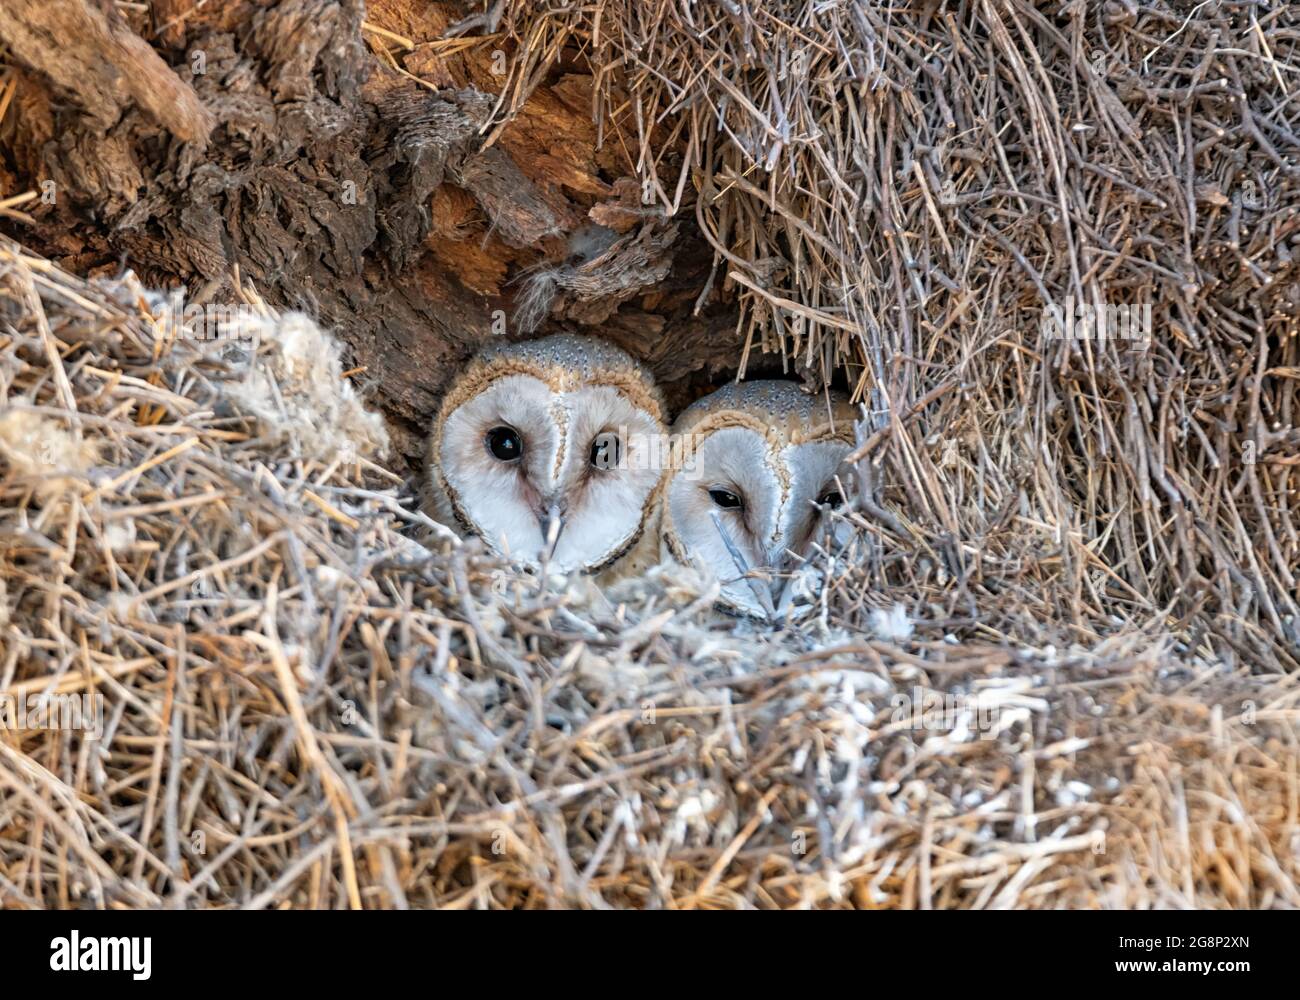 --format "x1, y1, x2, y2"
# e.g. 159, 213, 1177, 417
475, 0, 1300, 667
1, 0, 1299, 909
0, 239, 1296, 909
